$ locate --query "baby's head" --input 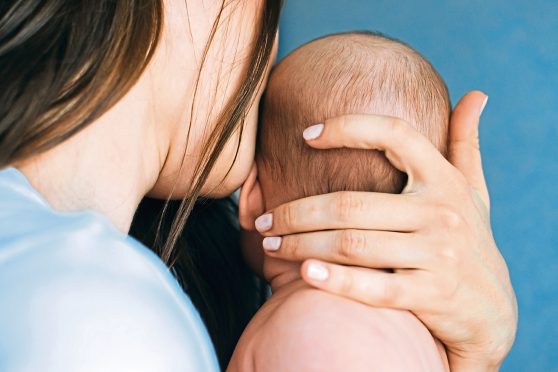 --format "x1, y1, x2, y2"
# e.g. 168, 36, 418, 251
240, 32, 451, 219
